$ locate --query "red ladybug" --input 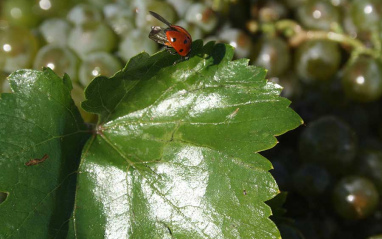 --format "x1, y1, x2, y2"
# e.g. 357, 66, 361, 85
148, 11, 192, 58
